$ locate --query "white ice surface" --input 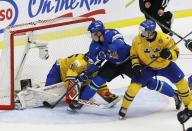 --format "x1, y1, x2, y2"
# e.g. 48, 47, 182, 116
0, 17, 192, 131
